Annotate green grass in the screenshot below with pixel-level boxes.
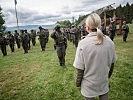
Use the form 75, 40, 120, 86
0, 31, 133, 100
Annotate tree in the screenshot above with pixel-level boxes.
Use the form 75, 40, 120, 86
0, 6, 6, 34
56, 20, 72, 28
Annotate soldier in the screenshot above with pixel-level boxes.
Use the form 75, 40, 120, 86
70, 25, 79, 47
7, 31, 15, 52
24, 30, 31, 50
45, 29, 49, 43
51, 25, 67, 67
30, 29, 36, 46
20, 30, 29, 54
14, 30, 21, 48
101, 22, 106, 35
122, 21, 129, 42
38, 26, 47, 51
108, 21, 116, 41
0, 33, 7, 56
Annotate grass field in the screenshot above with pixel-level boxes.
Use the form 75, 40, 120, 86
0, 30, 133, 100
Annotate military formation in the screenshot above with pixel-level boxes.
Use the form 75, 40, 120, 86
0, 21, 130, 66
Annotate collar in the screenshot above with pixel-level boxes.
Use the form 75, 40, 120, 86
87, 32, 97, 37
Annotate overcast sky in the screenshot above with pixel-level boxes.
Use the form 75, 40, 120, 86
1, 0, 132, 27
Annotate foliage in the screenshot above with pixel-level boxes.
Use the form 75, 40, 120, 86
56, 20, 72, 28
116, 2, 133, 23
0, 6, 6, 34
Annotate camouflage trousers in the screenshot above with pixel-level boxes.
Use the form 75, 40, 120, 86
56, 45, 66, 66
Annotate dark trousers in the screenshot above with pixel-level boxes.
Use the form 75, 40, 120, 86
109, 32, 115, 41
32, 38, 36, 46
123, 31, 128, 42
16, 39, 21, 48
1, 45, 7, 56
40, 40, 46, 51
22, 43, 28, 53
56, 45, 66, 66
9, 44, 15, 52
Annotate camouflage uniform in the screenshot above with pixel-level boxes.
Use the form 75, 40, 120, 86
7, 31, 15, 52
38, 27, 47, 51
20, 30, 29, 54
31, 30, 36, 46
70, 25, 79, 47
25, 30, 31, 50
0, 34, 7, 56
51, 25, 67, 66
108, 21, 116, 41
122, 21, 129, 42
14, 30, 21, 48
101, 23, 106, 35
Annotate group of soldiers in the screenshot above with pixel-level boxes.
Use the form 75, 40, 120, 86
0, 27, 49, 56
101, 20, 129, 42
0, 21, 129, 66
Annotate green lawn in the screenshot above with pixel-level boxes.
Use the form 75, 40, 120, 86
0, 32, 133, 100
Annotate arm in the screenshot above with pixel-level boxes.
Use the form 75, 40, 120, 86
108, 63, 114, 78
76, 68, 84, 87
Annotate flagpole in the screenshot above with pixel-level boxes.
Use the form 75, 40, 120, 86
14, 0, 19, 31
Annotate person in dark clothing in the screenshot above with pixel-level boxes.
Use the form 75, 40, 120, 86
101, 22, 106, 35
108, 21, 116, 41
31, 30, 36, 46
20, 30, 29, 54
7, 31, 15, 52
38, 26, 47, 51
122, 21, 129, 42
0, 34, 7, 56
24, 30, 31, 50
14, 30, 21, 48
51, 25, 67, 67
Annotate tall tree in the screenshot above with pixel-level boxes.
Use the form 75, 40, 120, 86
0, 6, 6, 34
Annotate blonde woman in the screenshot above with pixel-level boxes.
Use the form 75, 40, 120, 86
73, 13, 117, 100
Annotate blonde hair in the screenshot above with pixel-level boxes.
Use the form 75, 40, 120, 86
85, 13, 104, 45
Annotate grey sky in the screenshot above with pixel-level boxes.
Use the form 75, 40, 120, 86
1, 0, 132, 27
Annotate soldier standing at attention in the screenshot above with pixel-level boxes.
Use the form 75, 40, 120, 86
0, 33, 7, 56
122, 21, 129, 42
101, 22, 106, 35
14, 30, 21, 48
7, 31, 15, 52
51, 25, 67, 67
31, 30, 36, 46
25, 30, 31, 50
108, 21, 116, 41
20, 30, 29, 54
38, 26, 47, 51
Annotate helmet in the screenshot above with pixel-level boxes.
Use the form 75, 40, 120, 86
54, 25, 61, 31
39, 26, 42, 29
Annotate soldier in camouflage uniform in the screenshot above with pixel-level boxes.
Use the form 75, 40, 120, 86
108, 21, 116, 41
7, 31, 15, 52
51, 25, 67, 67
25, 30, 31, 50
20, 30, 29, 54
0, 34, 7, 56
31, 29, 36, 46
101, 22, 106, 35
14, 30, 21, 48
45, 29, 49, 43
70, 25, 79, 47
122, 21, 129, 42
38, 26, 47, 51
